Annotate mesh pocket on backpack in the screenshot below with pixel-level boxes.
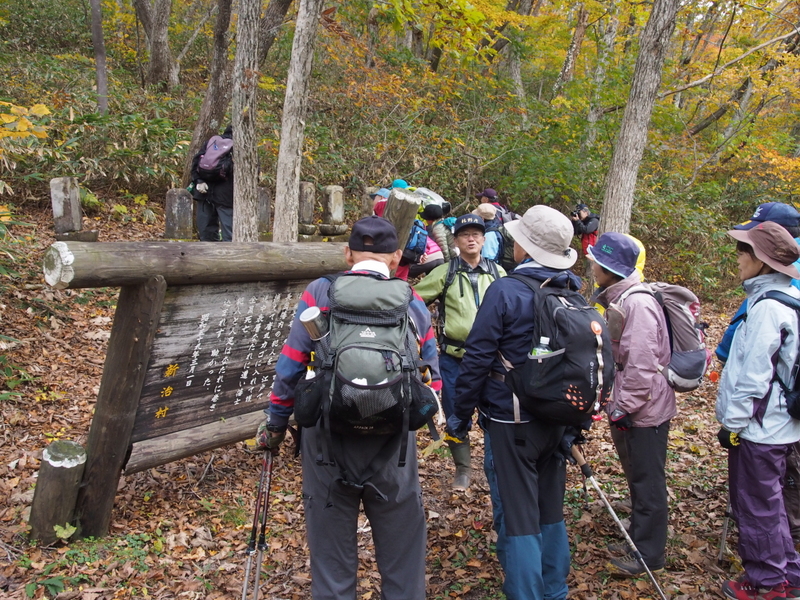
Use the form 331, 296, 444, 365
408, 377, 439, 431
333, 374, 404, 419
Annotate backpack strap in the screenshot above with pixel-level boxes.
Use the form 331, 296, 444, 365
753, 291, 800, 398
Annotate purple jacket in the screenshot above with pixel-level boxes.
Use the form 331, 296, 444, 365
596, 273, 676, 427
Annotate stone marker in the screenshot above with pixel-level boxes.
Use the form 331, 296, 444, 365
298, 182, 317, 236
258, 187, 272, 237
50, 177, 82, 234
363, 186, 378, 217
319, 185, 348, 236
164, 188, 194, 240
29, 440, 87, 545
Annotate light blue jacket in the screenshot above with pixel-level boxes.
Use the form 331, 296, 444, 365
716, 273, 800, 444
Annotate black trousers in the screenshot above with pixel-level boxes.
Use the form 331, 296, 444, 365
610, 421, 670, 569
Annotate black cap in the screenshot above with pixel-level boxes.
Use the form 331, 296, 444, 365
454, 214, 485, 235
348, 216, 399, 254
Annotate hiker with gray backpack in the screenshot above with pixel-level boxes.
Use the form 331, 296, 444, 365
189, 125, 234, 241
589, 232, 708, 578
255, 216, 441, 600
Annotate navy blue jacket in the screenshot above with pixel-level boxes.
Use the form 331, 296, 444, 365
452, 263, 583, 423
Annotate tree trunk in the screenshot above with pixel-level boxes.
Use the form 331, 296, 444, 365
89, 0, 109, 115
183, 0, 292, 185
601, 0, 679, 234
552, 5, 589, 99
231, 0, 260, 242
272, 0, 326, 243
257, 0, 294, 66
584, 8, 619, 148
508, 45, 528, 128
132, 0, 178, 89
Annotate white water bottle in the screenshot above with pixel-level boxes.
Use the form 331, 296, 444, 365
531, 336, 553, 358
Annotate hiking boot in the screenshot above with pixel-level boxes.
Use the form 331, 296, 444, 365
722, 579, 786, 600
607, 541, 630, 555
448, 440, 472, 491
606, 553, 664, 578
784, 582, 800, 599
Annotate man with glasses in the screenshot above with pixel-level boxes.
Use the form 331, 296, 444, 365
414, 214, 505, 490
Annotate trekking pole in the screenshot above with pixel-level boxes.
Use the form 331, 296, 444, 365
718, 499, 731, 565
241, 450, 274, 600
571, 445, 669, 600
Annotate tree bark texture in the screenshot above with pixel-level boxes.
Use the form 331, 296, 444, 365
584, 8, 619, 148
232, 0, 260, 242
552, 4, 589, 99
132, 0, 178, 89
257, 0, 294, 66
43, 241, 349, 289
89, 0, 109, 115
182, 0, 233, 185
272, 0, 326, 243
73, 277, 166, 538
600, 0, 679, 234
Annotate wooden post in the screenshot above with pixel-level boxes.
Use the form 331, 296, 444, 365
43, 241, 349, 290
73, 276, 167, 539
383, 188, 421, 253
29, 440, 87, 545
50, 177, 82, 234
298, 181, 317, 235
164, 188, 194, 240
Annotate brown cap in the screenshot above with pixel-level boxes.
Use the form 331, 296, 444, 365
728, 220, 800, 279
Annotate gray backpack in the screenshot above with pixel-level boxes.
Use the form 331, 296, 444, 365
293, 273, 439, 466
606, 282, 709, 392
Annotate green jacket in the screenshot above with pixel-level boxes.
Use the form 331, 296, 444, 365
413, 257, 505, 358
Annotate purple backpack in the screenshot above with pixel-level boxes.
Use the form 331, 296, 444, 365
197, 136, 233, 181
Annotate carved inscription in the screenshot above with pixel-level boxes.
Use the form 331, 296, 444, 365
131, 280, 307, 442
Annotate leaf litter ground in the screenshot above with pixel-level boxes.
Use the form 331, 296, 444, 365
0, 206, 744, 599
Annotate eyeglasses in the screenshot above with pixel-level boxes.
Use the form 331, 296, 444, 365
457, 231, 484, 239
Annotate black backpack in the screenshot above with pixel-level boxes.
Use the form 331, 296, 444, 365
499, 274, 614, 426
749, 290, 800, 419
196, 135, 233, 182
293, 273, 439, 466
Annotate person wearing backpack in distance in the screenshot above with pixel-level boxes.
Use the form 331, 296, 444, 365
448, 205, 582, 600
414, 214, 505, 490
715, 202, 800, 548
256, 215, 442, 600
190, 125, 234, 241
589, 232, 675, 578
716, 221, 800, 600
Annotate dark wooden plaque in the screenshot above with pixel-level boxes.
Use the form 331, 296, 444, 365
130, 279, 309, 442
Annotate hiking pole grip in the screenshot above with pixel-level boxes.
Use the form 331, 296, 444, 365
571, 444, 594, 479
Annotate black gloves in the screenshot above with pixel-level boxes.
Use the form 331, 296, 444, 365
717, 427, 740, 450
610, 409, 632, 431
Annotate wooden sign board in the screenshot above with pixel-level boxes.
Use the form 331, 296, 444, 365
131, 279, 308, 443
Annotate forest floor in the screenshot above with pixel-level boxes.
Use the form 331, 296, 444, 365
0, 204, 743, 599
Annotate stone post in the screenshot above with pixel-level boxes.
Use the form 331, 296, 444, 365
164, 189, 194, 240
258, 187, 272, 238
50, 177, 98, 242
363, 186, 378, 217
319, 185, 347, 236
298, 181, 317, 236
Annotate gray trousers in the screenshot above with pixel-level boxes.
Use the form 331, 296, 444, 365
196, 201, 232, 241
610, 421, 670, 569
301, 425, 427, 600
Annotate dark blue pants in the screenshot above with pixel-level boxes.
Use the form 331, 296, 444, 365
729, 439, 800, 587
438, 353, 461, 419
196, 201, 233, 241
484, 419, 569, 600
